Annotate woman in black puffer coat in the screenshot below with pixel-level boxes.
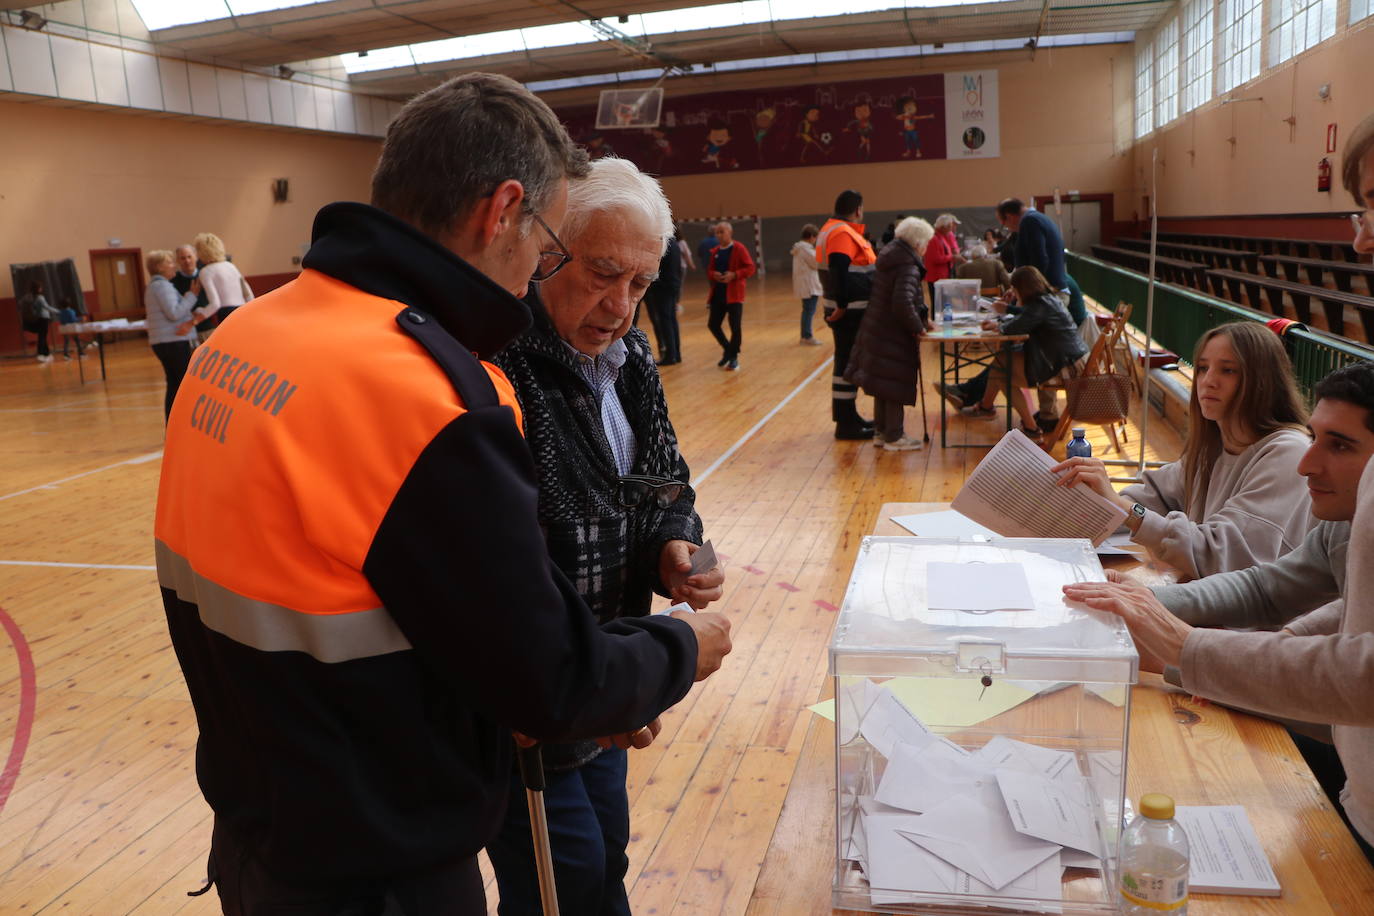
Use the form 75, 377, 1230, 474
844, 216, 936, 451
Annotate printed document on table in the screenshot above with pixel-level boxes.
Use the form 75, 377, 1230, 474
891, 509, 998, 540
926, 561, 1035, 611
1174, 806, 1280, 896
951, 430, 1128, 545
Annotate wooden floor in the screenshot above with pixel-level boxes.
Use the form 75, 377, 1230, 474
0, 278, 1181, 913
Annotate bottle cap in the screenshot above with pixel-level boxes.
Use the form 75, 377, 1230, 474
1138, 793, 1175, 820
1072, 427, 1086, 437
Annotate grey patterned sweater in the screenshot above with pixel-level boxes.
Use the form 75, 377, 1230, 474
493, 298, 702, 770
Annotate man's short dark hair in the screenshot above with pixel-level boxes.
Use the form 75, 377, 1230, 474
834, 190, 863, 217
1314, 361, 1374, 432
371, 72, 590, 238
996, 198, 1026, 219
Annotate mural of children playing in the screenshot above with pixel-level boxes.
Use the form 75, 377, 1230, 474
845, 101, 874, 159
798, 106, 833, 163
754, 107, 775, 163
896, 97, 935, 158
702, 119, 738, 169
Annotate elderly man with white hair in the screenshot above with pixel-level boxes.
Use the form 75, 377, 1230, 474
489, 156, 727, 916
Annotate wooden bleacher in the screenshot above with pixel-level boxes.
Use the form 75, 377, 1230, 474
1260, 253, 1374, 297
1090, 245, 1208, 290
1117, 236, 1260, 273
1205, 267, 1374, 340
1156, 231, 1364, 263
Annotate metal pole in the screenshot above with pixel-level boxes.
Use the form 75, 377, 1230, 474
516, 743, 560, 916
1137, 148, 1159, 481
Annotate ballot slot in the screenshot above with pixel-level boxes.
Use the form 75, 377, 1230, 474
830, 536, 1139, 915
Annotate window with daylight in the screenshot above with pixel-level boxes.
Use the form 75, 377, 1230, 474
1153, 17, 1180, 128
1354, 0, 1372, 23
1268, 0, 1335, 65
1180, 0, 1213, 113
1134, 41, 1154, 138
1216, 0, 1262, 92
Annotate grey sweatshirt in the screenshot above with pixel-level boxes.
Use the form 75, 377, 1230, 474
1154, 520, 1348, 630
1173, 463, 1374, 845
1121, 428, 1312, 580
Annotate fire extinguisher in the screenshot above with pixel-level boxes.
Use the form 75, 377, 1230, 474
1318, 157, 1332, 192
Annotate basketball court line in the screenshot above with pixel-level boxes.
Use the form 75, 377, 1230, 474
0, 450, 162, 503
691, 356, 833, 489
0, 560, 156, 571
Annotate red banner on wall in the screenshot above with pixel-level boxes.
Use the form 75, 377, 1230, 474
558, 71, 950, 176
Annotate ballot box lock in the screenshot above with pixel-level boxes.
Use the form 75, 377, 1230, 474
954, 642, 1005, 678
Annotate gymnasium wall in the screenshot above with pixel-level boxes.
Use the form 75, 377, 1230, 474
652, 42, 1137, 253
1134, 22, 1373, 232
1, 98, 380, 351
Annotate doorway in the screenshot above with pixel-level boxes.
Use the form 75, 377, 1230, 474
1056, 201, 1102, 253
88, 248, 143, 317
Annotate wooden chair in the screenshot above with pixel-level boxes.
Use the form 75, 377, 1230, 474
1043, 301, 1134, 453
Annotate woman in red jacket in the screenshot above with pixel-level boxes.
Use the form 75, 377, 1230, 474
923, 213, 964, 302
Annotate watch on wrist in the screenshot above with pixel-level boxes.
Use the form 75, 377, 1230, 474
1127, 502, 1146, 531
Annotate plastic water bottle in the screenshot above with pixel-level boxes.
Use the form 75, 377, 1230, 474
941, 300, 954, 326
1066, 428, 1092, 459
1119, 793, 1190, 915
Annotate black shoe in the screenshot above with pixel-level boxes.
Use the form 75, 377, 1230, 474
656, 357, 680, 366
727, 357, 740, 371
835, 426, 872, 440
1035, 412, 1059, 433
718, 355, 730, 368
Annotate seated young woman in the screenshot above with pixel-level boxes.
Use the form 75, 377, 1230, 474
1054, 321, 1312, 580
974, 265, 1087, 439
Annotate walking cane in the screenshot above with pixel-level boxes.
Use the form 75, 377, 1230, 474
917, 360, 930, 443
516, 742, 561, 916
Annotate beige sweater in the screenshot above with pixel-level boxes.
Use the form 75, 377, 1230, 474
1177, 459, 1374, 845
1121, 428, 1312, 579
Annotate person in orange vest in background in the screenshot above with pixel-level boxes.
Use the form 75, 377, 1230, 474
705, 221, 756, 371
154, 72, 731, 914
817, 189, 878, 440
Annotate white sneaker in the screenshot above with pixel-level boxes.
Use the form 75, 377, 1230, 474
883, 436, 924, 451
801, 336, 823, 346
36, 354, 52, 364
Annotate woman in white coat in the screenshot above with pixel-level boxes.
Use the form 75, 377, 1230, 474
194, 232, 254, 325
791, 224, 823, 345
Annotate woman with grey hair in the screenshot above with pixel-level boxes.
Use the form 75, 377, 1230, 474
489, 155, 725, 916
924, 212, 964, 301
845, 216, 936, 450
142, 249, 201, 419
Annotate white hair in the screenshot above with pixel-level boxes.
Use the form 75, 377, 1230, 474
895, 216, 935, 254
561, 156, 673, 248
969, 243, 989, 259
933, 213, 958, 231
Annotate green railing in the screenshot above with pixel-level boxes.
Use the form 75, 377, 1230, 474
1068, 252, 1374, 396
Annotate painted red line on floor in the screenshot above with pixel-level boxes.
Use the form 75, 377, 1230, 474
742, 565, 765, 575
776, 582, 800, 592
0, 604, 37, 818
813, 600, 838, 612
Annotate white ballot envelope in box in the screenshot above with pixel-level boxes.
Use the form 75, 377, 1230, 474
934, 278, 981, 314
830, 536, 1139, 915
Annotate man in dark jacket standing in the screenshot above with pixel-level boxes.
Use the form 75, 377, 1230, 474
491, 156, 725, 916
155, 73, 731, 914
642, 235, 683, 365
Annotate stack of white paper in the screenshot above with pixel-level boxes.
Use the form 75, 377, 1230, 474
840, 681, 1113, 910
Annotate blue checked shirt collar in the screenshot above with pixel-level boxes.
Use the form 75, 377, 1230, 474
562, 337, 636, 475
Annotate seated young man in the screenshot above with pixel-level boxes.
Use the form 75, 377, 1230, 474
1064, 361, 1374, 860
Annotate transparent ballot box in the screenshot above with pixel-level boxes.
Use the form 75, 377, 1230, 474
830, 537, 1138, 915
934, 278, 982, 314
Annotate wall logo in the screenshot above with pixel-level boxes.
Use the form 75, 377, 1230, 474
963, 75, 983, 107
962, 127, 986, 150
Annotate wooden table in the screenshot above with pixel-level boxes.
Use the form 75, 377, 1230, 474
924, 326, 1029, 449
58, 318, 147, 383
745, 503, 1374, 915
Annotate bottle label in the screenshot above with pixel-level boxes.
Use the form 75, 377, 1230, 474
1119, 873, 1188, 911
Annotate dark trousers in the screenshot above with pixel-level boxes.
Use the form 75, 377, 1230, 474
208, 820, 486, 915
646, 296, 681, 362
487, 748, 631, 916
800, 296, 818, 339
707, 301, 743, 360
827, 307, 866, 427
151, 340, 194, 421
23, 317, 51, 356
873, 398, 905, 442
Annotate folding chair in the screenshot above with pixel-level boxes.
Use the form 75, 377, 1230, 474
1043, 302, 1134, 453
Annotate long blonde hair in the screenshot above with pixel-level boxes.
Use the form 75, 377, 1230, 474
193, 232, 226, 264
1180, 322, 1307, 511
